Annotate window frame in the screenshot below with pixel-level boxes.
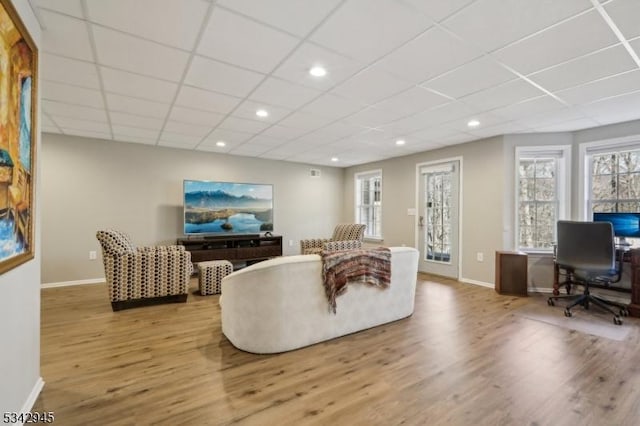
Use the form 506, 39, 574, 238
354, 169, 383, 240
579, 136, 640, 219
514, 145, 571, 253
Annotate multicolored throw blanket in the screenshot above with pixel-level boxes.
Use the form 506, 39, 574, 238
321, 247, 391, 314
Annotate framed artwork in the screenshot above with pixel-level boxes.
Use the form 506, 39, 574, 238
0, 0, 37, 274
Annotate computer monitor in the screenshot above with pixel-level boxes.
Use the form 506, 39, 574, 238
592, 212, 640, 240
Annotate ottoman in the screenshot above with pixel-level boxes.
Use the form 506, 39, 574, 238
198, 260, 233, 295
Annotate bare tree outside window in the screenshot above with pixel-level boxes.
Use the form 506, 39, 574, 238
591, 150, 640, 213
356, 172, 382, 239
518, 158, 557, 249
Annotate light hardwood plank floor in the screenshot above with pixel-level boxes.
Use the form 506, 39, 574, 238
34, 275, 640, 425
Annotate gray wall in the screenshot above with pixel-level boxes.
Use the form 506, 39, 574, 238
344, 136, 505, 285
0, 0, 42, 414
41, 134, 345, 283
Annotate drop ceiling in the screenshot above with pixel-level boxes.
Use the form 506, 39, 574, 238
35, 0, 640, 167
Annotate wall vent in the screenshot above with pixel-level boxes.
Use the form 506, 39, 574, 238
310, 168, 321, 177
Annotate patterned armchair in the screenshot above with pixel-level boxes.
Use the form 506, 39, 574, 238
300, 223, 366, 255
96, 229, 193, 311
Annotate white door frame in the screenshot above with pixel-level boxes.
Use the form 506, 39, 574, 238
415, 157, 463, 279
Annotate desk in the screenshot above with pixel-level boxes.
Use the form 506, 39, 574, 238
552, 248, 640, 317
629, 249, 640, 317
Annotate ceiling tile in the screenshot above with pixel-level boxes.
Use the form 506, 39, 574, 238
466, 121, 531, 138
54, 117, 110, 133
310, 0, 432, 63
556, 70, 640, 105
203, 129, 255, 145
218, 117, 270, 134
514, 107, 590, 129
36, 0, 84, 18
440, 111, 509, 132
604, 0, 640, 40
373, 86, 451, 116
39, 9, 94, 61
228, 144, 272, 156
260, 125, 309, 141
168, 106, 225, 127
347, 106, 410, 128
42, 81, 105, 108
175, 86, 242, 114
86, 0, 208, 50
43, 53, 100, 89
197, 8, 300, 73
277, 111, 335, 130
528, 45, 636, 92
491, 95, 566, 121
245, 135, 284, 147
408, 125, 466, 143
100, 67, 179, 103
217, 0, 342, 37
164, 121, 212, 137
535, 118, 600, 132
106, 93, 171, 118
92, 26, 190, 81
421, 56, 516, 99
159, 139, 199, 150
159, 132, 203, 146
460, 79, 545, 111
441, 0, 591, 52
375, 27, 482, 84
184, 56, 264, 97
398, 0, 475, 22
493, 11, 619, 74
273, 42, 364, 90
43, 100, 107, 122
393, 101, 475, 132
580, 90, 640, 125
232, 100, 292, 123
109, 112, 164, 130
113, 135, 157, 145
332, 66, 412, 104
299, 93, 367, 120
112, 125, 160, 140
315, 121, 369, 141
249, 78, 322, 109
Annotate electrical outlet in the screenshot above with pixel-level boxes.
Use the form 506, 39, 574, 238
476, 252, 483, 262
89, 250, 97, 260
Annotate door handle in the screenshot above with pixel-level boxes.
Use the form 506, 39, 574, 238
418, 216, 424, 227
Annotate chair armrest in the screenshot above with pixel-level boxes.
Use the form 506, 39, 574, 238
323, 240, 362, 252
300, 238, 330, 252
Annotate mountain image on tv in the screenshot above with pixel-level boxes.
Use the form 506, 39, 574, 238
183, 181, 273, 234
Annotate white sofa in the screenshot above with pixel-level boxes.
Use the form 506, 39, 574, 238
220, 247, 419, 354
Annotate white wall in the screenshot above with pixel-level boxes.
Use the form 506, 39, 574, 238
0, 0, 43, 414
41, 133, 345, 283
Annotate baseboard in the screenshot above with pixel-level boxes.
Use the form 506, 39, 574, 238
41, 278, 105, 288
459, 278, 494, 288
20, 377, 44, 415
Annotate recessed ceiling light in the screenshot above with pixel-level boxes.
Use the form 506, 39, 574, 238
256, 109, 269, 118
395, 139, 406, 146
309, 66, 327, 77
216, 141, 226, 147
331, 157, 339, 162
467, 119, 480, 128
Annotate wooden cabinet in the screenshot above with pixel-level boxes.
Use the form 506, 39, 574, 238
495, 251, 528, 296
177, 235, 282, 267
629, 249, 640, 317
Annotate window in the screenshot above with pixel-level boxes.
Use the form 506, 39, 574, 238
516, 146, 570, 251
355, 170, 382, 239
589, 149, 640, 213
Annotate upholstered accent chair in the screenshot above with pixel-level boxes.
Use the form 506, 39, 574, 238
300, 223, 366, 255
96, 229, 193, 311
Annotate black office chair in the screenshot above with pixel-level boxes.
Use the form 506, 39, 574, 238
547, 220, 628, 325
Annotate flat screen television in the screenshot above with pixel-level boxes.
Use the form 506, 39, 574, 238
183, 180, 273, 235
592, 212, 640, 238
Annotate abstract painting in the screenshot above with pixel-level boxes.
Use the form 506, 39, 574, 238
0, 0, 37, 274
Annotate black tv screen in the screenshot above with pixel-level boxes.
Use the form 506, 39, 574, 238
593, 212, 640, 238
183, 180, 273, 235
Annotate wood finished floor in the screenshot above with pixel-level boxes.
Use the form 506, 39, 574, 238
35, 275, 640, 425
